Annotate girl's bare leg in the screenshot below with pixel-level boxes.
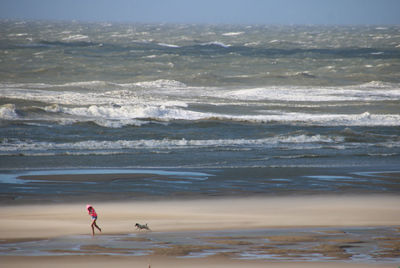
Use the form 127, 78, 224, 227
94, 221, 101, 232
91, 219, 101, 236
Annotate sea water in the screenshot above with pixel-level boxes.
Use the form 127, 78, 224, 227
0, 21, 399, 171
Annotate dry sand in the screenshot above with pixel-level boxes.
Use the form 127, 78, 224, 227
1, 196, 400, 267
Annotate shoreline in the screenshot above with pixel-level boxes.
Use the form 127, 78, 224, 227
1, 167, 399, 205
1, 169, 400, 266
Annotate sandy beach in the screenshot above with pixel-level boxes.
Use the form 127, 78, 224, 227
1, 255, 397, 268
1, 194, 400, 267
1, 196, 400, 239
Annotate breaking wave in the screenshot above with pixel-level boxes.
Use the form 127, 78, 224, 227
0, 104, 19, 120
1, 80, 400, 127
0, 134, 342, 153
200, 41, 231, 48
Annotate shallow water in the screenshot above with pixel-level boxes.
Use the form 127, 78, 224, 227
1, 226, 399, 263
0, 167, 399, 203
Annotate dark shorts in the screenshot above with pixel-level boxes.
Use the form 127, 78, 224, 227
91, 216, 97, 220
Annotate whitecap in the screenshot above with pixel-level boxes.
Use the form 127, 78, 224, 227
357, 81, 393, 88
200, 41, 231, 48
183, 111, 400, 127
110, 33, 133, 38
244, 41, 260, 47
44, 104, 64, 113
134, 79, 187, 89
92, 118, 146, 128
157, 43, 180, 48
0, 88, 99, 106
56, 80, 117, 90
222, 32, 244, 36
60, 104, 206, 122
8, 33, 29, 37
62, 34, 89, 41
219, 83, 400, 102
0, 104, 19, 120
0, 134, 339, 154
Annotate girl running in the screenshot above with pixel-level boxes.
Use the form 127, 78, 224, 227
86, 204, 102, 236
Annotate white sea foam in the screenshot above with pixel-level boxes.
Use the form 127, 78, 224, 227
220, 112, 400, 126
244, 41, 260, 47
0, 134, 342, 153
0, 82, 186, 108
357, 81, 394, 89
92, 118, 147, 128
0, 82, 52, 89
222, 32, 244, 36
62, 34, 89, 41
41, 101, 400, 126
370, 52, 384, 55
219, 84, 400, 102
63, 104, 209, 122
2, 80, 399, 103
57, 80, 114, 89
0, 88, 102, 106
3, 102, 400, 128
1, 81, 399, 126
157, 43, 180, 48
0, 104, 18, 120
3, 135, 398, 157
201, 41, 231, 48
133, 79, 187, 89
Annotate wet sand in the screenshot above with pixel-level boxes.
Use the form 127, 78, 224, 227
0, 255, 396, 268
1, 171, 400, 267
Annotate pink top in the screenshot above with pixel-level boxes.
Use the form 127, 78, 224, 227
86, 205, 97, 217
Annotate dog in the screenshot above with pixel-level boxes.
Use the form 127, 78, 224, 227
135, 223, 151, 231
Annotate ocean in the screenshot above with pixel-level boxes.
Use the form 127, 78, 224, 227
0, 20, 400, 199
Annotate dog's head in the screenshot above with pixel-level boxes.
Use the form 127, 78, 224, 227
135, 223, 140, 227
